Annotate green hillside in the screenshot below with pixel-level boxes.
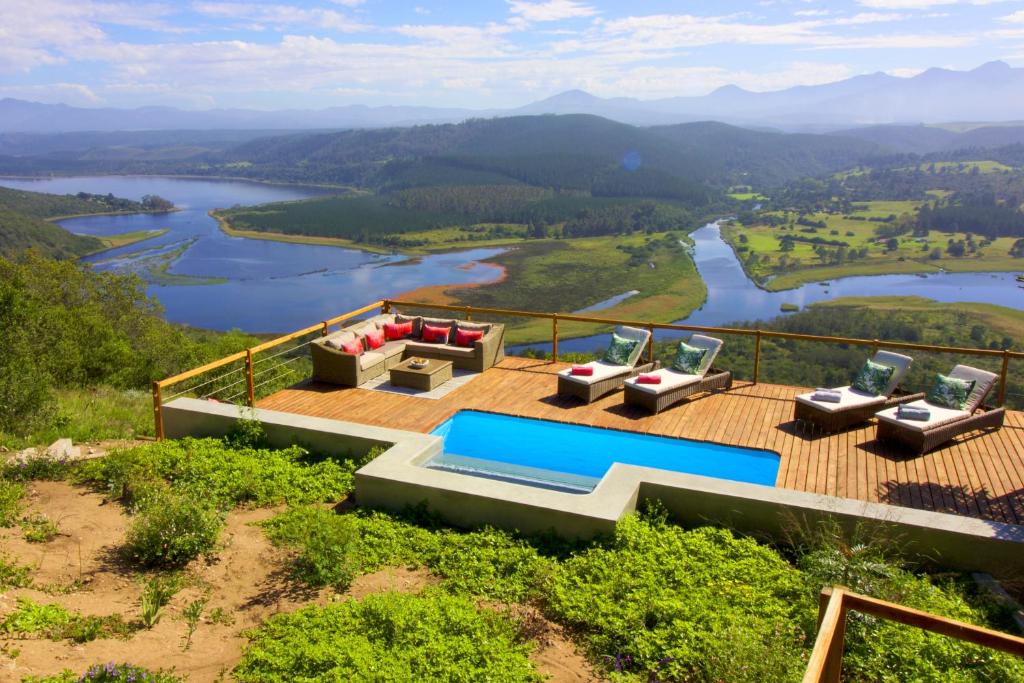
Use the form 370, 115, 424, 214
0, 206, 101, 259
0, 185, 149, 218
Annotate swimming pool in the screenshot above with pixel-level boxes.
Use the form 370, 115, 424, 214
426, 411, 780, 493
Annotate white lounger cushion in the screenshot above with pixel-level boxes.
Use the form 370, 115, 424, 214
687, 334, 723, 377
623, 368, 701, 395
794, 386, 886, 413
875, 399, 969, 432
613, 325, 651, 367
873, 350, 914, 396
558, 361, 631, 385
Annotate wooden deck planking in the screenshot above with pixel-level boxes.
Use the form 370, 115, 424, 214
257, 357, 1024, 527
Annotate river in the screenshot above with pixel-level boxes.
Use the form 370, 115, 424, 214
516, 220, 1023, 354
0, 176, 505, 332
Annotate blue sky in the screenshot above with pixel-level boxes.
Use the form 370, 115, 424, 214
2, 0, 1023, 109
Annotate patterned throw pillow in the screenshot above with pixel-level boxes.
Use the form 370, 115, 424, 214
671, 342, 707, 374
927, 374, 976, 410
851, 359, 895, 396
603, 333, 639, 366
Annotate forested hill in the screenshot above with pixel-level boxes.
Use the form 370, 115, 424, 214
0, 207, 100, 259
0, 186, 174, 259
0, 115, 883, 192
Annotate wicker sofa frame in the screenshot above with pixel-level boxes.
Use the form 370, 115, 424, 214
794, 391, 925, 434
557, 361, 660, 404
622, 368, 733, 414
876, 405, 1005, 455
310, 313, 505, 387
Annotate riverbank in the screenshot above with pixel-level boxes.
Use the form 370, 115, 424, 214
210, 210, 396, 255
85, 228, 170, 255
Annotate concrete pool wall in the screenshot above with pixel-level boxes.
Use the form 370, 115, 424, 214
162, 398, 1024, 574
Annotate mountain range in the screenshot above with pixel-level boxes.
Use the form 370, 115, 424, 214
4, 62, 1024, 134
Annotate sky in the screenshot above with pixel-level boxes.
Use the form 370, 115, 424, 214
1, 0, 1024, 110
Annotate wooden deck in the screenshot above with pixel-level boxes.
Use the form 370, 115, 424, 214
258, 357, 1024, 527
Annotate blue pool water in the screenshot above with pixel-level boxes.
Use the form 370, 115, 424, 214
426, 411, 780, 493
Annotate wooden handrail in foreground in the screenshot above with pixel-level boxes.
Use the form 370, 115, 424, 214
153, 298, 1021, 440
804, 587, 1024, 683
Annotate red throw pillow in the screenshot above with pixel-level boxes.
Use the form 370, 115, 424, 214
340, 338, 364, 355
455, 328, 484, 348
570, 365, 594, 376
364, 328, 385, 350
637, 374, 661, 384
422, 324, 451, 344
384, 321, 413, 341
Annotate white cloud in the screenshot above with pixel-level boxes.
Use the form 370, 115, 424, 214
1001, 10, 1024, 21
885, 66, 927, 76
192, 3, 369, 32
794, 9, 831, 16
507, 0, 598, 22
859, 0, 1019, 7
831, 12, 910, 24
0, 82, 101, 105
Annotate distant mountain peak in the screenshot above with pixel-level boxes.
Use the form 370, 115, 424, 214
972, 60, 1011, 73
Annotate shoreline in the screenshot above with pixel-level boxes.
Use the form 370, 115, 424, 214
0, 172, 357, 193
84, 228, 170, 257
391, 260, 509, 307
47, 207, 181, 222
208, 210, 398, 255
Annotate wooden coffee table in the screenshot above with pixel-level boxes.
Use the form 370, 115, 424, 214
389, 358, 453, 391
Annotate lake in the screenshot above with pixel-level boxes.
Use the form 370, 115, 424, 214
517, 220, 1023, 354
0, 176, 505, 332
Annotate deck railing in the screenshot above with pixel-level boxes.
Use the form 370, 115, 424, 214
152, 298, 1023, 439
804, 586, 1024, 682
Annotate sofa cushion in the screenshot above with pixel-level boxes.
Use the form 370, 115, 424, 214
340, 337, 364, 355
422, 324, 452, 344
395, 314, 423, 337
456, 321, 491, 335
384, 321, 413, 341
351, 322, 378, 340
404, 341, 475, 358
380, 340, 407, 359
455, 328, 484, 348
358, 351, 386, 370
324, 330, 355, 350
364, 327, 385, 350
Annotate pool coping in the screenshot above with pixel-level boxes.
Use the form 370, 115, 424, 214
162, 398, 1024, 574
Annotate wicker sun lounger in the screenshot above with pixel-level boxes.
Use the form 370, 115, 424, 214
793, 350, 919, 433
557, 325, 655, 404
623, 335, 731, 414
875, 365, 1005, 455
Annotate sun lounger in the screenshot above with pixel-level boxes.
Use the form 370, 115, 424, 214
793, 350, 921, 432
875, 364, 1005, 454
622, 335, 732, 414
557, 325, 657, 403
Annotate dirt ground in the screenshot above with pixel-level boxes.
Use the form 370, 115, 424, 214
0, 481, 600, 682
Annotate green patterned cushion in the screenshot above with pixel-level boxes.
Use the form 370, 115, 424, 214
671, 342, 707, 374
851, 359, 894, 396
603, 333, 639, 366
927, 374, 975, 410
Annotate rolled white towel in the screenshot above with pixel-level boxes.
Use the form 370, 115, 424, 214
811, 389, 842, 403
897, 404, 931, 421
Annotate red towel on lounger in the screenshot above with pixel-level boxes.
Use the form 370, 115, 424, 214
570, 365, 594, 376
637, 374, 661, 384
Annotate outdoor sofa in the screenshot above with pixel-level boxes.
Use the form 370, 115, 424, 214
793, 350, 921, 433
556, 325, 658, 403
622, 334, 732, 414
310, 312, 505, 387
875, 364, 1005, 455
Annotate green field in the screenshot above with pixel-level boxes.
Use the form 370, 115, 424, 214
407, 232, 706, 344
728, 192, 768, 201
91, 229, 169, 253
898, 160, 1016, 174
722, 200, 1024, 290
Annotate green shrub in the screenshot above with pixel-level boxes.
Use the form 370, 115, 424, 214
0, 553, 33, 589
76, 437, 367, 509
123, 490, 223, 568
233, 591, 542, 682
545, 513, 812, 682
0, 479, 25, 526
19, 512, 59, 543
262, 506, 359, 589
24, 663, 182, 682
1, 598, 132, 643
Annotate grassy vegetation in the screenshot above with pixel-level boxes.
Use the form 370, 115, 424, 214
728, 192, 769, 201
1, 598, 134, 643
722, 200, 1024, 290
442, 233, 706, 344
897, 160, 1016, 174
92, 228, 169, 252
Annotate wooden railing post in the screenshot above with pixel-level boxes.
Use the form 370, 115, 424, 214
245, 349, 255, 407
805, 587, 847, 683
382, 300, 392, 314
753, 330, 762, 385
552, 315, 559, 363
465, 305, 473, 321
647, 324, 655, 364
998, 349, 1010, 406
152, 381, 164, 441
